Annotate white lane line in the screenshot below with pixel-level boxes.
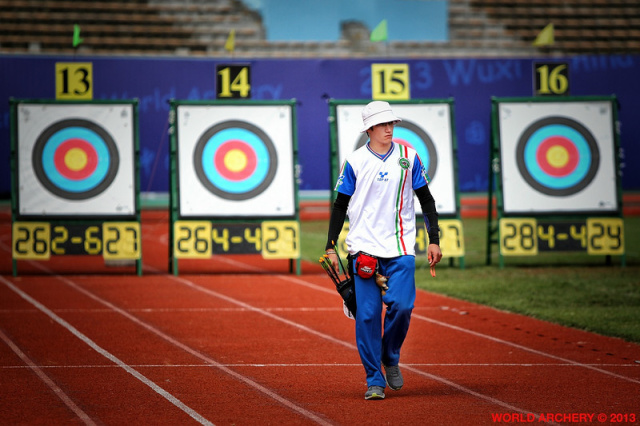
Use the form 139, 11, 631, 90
0, 329, 97, 426
0, 276, 214, 426
0, 307, 342, 314
412, 313, 640, 385
165, 273, 559, 424
147, 242, 640, 383
43, 270, 333, 426
276, 273, 640, 384
2, 362, 638, 370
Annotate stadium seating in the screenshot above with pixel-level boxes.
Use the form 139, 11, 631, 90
1, 0, 639, 57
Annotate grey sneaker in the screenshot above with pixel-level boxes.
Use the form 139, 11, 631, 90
384, 364, 403, 390
364, 385, 385, 400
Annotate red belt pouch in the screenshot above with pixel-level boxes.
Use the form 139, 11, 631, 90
355, 252, 377, 279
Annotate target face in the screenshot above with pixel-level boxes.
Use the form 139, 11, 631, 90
17, 103, 136, 217
516, 117, 599, 197
176, 104, 295, 217
335, 102, 457, 215
32, 119, 119, 200
497, 100, 618, 214
193, 120, 277, 201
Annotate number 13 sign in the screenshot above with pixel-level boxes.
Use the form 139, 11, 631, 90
56, 62, 93, 100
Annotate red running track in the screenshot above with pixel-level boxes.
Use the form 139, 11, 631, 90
0, 210, 639, 425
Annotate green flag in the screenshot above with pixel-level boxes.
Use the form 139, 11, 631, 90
73, 24, 83, 48
370, 19, 388, 42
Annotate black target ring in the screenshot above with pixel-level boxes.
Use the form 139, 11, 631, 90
32, 118, 120, 200
515, 116, 600, 197
193, 120, 278, 201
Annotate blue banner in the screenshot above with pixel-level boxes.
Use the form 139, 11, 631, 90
1, 54, 638, 197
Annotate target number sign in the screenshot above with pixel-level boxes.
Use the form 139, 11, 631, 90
173, 221, 299, 259
438, 219, 465, 257
337, 219, 463, 258
496, 99, 618, 214
12, 222, 141, 260
499, 217, 624, 256
56, 63, 93, 100
216, 65, 251, 99
534, 62, 569, 96
371, 64, 410, 100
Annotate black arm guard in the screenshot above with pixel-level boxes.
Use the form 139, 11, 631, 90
414, 185, 440, 246
325, 192, 351, 251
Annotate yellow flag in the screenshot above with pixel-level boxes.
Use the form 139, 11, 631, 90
533, 23, 554, 46
225, 29, 236, 52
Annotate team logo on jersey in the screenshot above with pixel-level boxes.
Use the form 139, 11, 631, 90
398, 157, 410, 170
377, 171, 389, 182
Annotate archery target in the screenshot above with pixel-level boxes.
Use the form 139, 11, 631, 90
17, 103, 136, 216
335, 103, 457, 215
176, 104, 295, 217
193, 120, 277, 201
32, 119, 119, 200
497, 100, 618, 213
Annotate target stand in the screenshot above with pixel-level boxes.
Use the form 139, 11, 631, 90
329, 99, 465, 268
486, 96, 625, 268
10, 99, 142, 276
168, 100, 301, 275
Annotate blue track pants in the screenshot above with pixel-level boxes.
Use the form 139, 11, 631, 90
353, 255, 416, 387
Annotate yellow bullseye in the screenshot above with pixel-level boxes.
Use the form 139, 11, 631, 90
64, 147, 88, 171
224, 149, 248, 172
546, 145, 569, 169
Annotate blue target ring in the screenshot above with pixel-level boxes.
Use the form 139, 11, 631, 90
516, 117, 599, 196
32, 119, 119, 200
357, 120, 437, 179
194, 121, 277, 200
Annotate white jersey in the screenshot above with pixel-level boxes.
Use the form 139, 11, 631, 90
336, 142, 429, 258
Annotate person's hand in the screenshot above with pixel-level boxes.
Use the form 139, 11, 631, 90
326, 251, 340, 272
427, 243, 442, 277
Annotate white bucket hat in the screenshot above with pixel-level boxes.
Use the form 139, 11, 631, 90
360, 101, 401, 133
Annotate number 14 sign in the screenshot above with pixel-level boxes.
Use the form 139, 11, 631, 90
216, 64, 251, 99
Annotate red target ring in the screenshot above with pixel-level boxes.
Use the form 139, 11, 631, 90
213, 140, 257, 181
536, 136, 579, 177
53, 138, 98, 180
